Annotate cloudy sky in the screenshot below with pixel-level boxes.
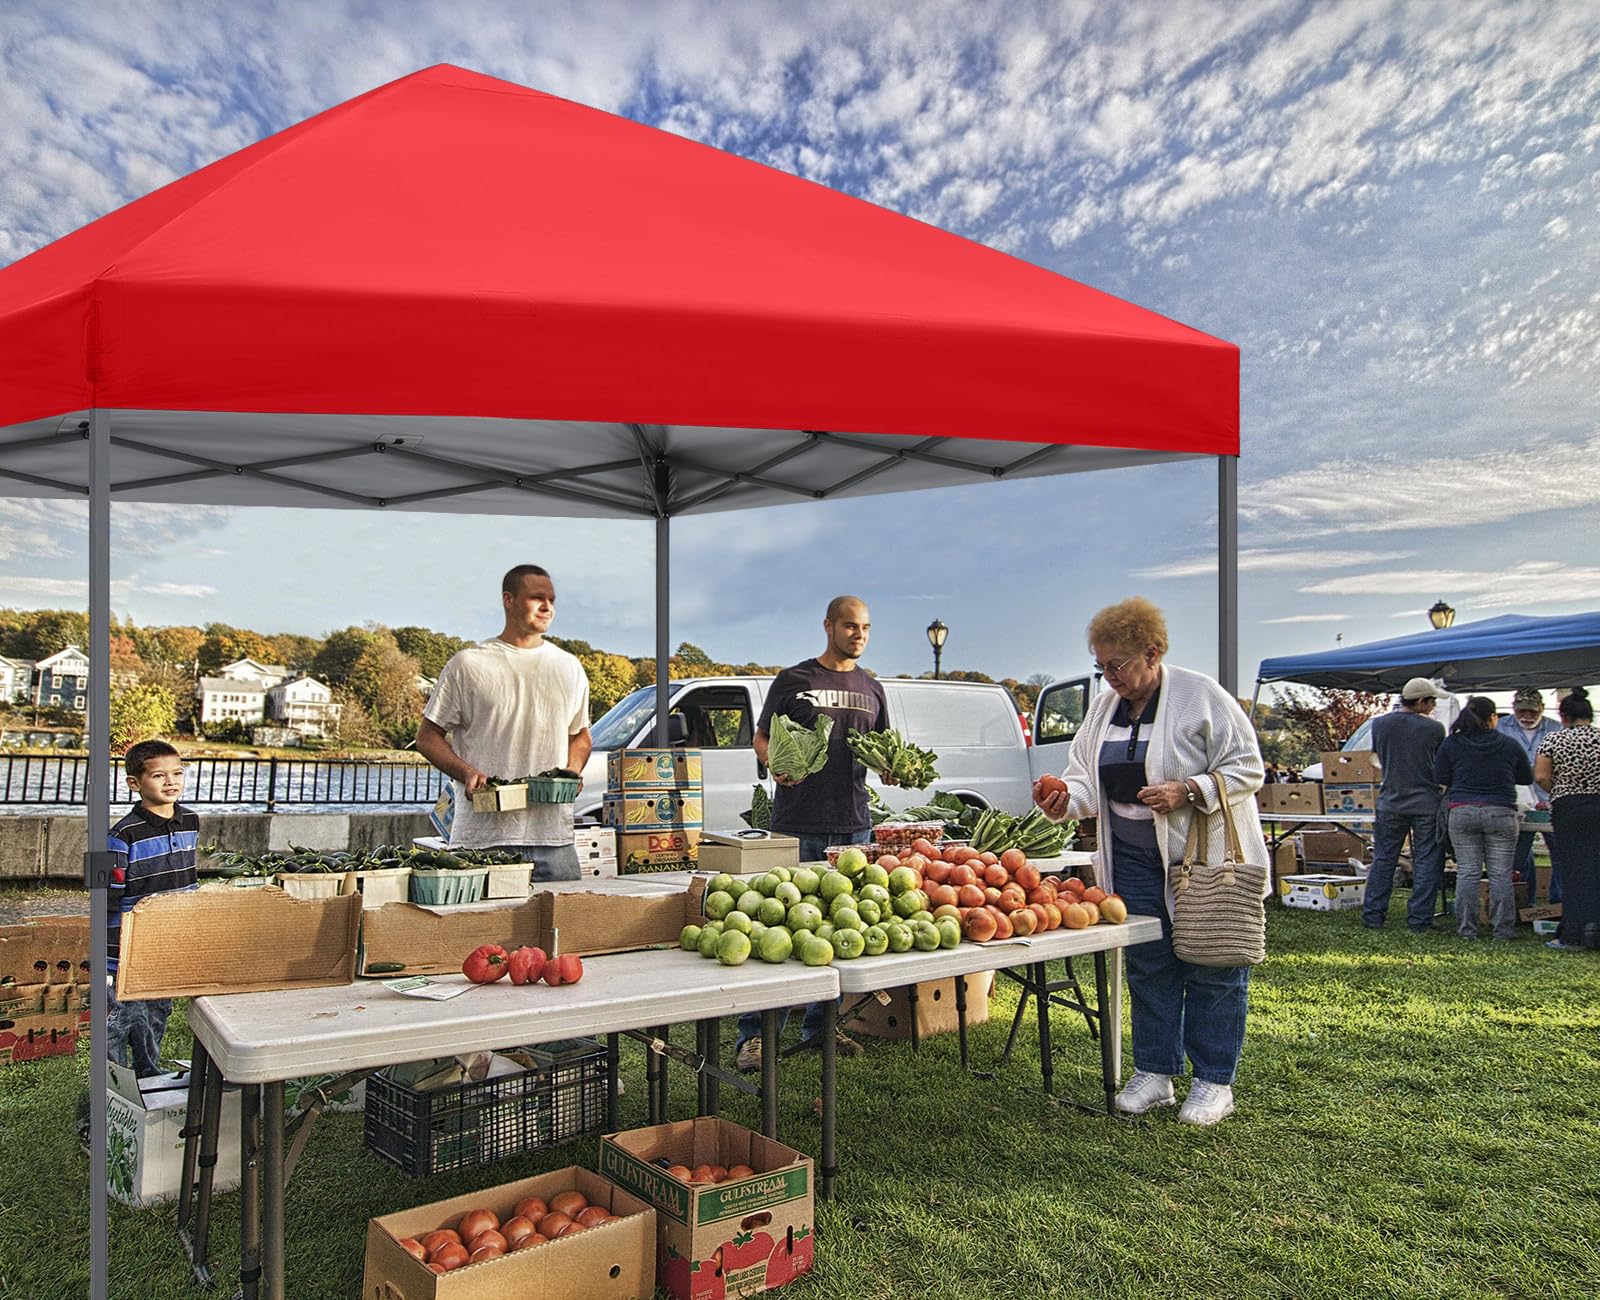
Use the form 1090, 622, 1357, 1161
1, 0, 1597, 696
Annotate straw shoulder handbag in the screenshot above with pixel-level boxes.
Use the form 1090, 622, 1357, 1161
1169, 773, 1268, 968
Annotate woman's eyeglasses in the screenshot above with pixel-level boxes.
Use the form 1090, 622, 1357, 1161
1093, 654, 1138, 677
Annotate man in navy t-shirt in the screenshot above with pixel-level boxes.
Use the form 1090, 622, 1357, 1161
737, 595, 887, 1071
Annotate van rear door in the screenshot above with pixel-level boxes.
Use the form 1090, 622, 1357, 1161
1030, 676, 1093, 783
885, 681, 1032, 814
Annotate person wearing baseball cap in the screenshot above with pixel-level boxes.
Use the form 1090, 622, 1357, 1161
1498, 687, 1561, 904
1363, 678, 1449, 931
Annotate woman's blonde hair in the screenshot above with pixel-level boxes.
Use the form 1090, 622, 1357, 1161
1087, 597, 1169, 657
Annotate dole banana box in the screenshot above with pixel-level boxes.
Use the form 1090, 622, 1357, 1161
604, 791, 704, 832
608, 749, 703, 790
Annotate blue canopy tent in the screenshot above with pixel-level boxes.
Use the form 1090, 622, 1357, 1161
1254, 612, 1600, 709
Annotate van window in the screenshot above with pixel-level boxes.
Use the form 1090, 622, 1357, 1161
670, 687, 753, 749
896, 685, 1015, 749
1035, 680, 1088, 745
590, 684, 680, 750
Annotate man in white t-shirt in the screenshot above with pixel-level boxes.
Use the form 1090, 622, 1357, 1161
416, 565, 592, 880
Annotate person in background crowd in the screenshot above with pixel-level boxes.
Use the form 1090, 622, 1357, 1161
1498, 687, 1561, 903
1363, 679, 1447, 933
734, 595, 888, 1072
1033, 597, 1268, 1126
1535, 687, 1600, 951
1434, 696, 1531, 941
1263, 761, 1281, 785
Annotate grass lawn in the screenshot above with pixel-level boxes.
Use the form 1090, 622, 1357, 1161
2, 906, 1596, 1298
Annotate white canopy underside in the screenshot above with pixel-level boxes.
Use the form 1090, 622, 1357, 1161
0, 410, 1206, 517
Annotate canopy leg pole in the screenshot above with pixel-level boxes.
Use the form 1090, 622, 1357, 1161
654, 512, 670, 745
1218, 455, 1239, 698
1248, 680, 1264, 729
88, 407, 111, 1300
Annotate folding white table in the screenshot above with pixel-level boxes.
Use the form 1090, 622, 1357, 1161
820, 917, 1161, 1197
178, 950, 837, 1299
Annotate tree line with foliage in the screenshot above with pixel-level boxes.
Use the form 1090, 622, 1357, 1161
1, 606, 1080, 752
1256, 687, 1391, 772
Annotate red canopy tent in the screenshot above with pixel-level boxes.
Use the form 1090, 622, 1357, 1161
0, 65, 1238, 1299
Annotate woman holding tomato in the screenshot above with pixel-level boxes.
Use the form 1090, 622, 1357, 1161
1033, 597, 1268, 1126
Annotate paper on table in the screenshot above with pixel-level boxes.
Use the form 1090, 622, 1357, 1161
383, 976, 474, 1001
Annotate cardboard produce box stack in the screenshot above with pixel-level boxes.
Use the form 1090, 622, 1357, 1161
1319, 750, 1380, 814
0, 915, 91, 1066
603, 749, 704, 873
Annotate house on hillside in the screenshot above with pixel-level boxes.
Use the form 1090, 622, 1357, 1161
265, 674, 342, 738
0, 655, 34, 704
195, 676, 268, 727
33, 646, 90, 711
217, 657, 289, 688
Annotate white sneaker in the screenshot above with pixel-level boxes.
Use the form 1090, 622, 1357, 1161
1114, 1070, 1176, 1115
1178, 1079, 1235, 1126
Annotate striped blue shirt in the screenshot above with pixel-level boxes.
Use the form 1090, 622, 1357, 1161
1099, 688, 1161, 852
107, 803, 199, 971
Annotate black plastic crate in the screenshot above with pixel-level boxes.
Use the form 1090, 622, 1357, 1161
363, 1039, 608, 1176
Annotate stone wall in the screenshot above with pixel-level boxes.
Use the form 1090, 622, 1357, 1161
0, 811, 435, 880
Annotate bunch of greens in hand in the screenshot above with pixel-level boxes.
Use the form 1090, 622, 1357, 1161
847, 727, 939, 789
766, 713, 834, 782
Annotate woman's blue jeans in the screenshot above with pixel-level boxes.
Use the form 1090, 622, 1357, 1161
1112, 834, 1249, 1086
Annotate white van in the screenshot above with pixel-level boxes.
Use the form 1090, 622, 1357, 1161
577, 673, 1098, 829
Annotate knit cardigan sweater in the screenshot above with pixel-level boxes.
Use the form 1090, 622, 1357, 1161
1053, 662, 1270, 909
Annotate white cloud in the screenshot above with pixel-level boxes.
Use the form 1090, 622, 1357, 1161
1135, 547, 1414, 580
1241, 433, 1600, 537
1260, 613, 1353, 624
1300, 561, 1600, 608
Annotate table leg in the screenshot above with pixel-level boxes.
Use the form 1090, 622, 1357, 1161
906, 982, 921, 1053
1094, 952, 1118, 1113
1034, 961, 1055, 1096
1105, 948, 1123, 1084
606, 1033, 621, 1132
647, 1024, 667, 1125
954, 974, 969, 1070
188, 1055, 225, 1279
998, 973, 1029, 1067
263, 1082, 285, 1300
176, 1040, 209, 1234
760, 1008, 780, 1139
820, 997, 836, 1201
239, 1084, 261, 1300
702, 1017, 721, 1117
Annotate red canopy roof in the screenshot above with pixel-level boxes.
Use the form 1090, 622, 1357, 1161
0, 64, 1236, 453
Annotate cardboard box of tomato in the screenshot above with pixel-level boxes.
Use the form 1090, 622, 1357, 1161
362, 1165, 655, 1299
598, 1117, 814, 1300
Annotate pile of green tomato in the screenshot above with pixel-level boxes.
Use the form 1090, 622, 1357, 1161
677, 856, 958, 968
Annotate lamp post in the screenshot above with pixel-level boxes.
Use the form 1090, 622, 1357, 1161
1428, 600, 1456, 630
926, 618, 948, 680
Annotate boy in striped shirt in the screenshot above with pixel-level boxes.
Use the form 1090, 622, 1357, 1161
107, 739, 199, 1076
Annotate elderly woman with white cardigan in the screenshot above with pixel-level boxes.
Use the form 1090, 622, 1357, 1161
1034, 597, 1269, 1126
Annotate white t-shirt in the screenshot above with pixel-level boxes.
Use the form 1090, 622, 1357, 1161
423, 637, 590, 848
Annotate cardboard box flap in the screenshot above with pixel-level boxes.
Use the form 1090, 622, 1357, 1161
538, 890, 693, 958
0, 916, 90, 985
116, 887, 360, 999
359, 897, 542, 977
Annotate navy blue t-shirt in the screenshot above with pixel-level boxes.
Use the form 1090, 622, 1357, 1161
758, 660, 888, 836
